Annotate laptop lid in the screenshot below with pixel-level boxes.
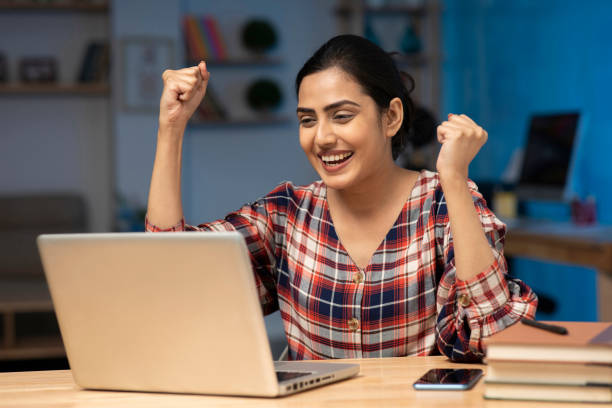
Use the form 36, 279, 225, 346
516, 112, 581, 201
37, 232, 280, 396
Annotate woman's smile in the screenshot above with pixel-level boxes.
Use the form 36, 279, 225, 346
319, 151, 354, 172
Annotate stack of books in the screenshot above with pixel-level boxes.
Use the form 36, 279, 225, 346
193, 85, 227, 122
483, 321, 612, 403
182, 15, 227, 62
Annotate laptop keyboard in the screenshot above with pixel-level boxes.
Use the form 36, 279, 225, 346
276, 371, 313, 382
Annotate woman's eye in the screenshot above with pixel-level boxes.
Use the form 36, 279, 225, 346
299, 118, 315, 126
334, 114, 353, 121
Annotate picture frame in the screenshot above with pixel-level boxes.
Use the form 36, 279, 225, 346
120, 36, 175, 112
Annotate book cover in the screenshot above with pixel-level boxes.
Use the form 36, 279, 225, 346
484, 382, 612, 403
182, 17, 198, 62
486, 360, 612, 385
189, 16, 209, 60
78, 42, 102, 82
204, 16, 227, 60
484, 321, 612, 363
200, 16, 219, 60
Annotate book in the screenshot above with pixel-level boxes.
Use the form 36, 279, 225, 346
204, 16, 227, 59
78, 41, 109, 83
484, 321, 612, 363
484, 382, 612, 403
194, 85, 227, 122
483, 321, 612, 403
486, 360, 612, 385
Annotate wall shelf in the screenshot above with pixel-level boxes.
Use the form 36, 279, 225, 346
189, 116, 293, 127
0, 278, 65, 361
335, 5, 427, 17
0, 83, 110, 95
0, 1, 108, 12
187, 58, 284, 67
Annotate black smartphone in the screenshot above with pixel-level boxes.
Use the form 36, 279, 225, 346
412, 368, 483, 390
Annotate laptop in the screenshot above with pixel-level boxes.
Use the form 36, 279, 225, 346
515, 111, 582, 201
36, 232, 359, 397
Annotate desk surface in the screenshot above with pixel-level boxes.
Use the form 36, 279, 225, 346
503, 218, 612, 321
0, 356, 605, 408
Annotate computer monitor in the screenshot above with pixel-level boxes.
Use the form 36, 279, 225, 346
516, 112, 581, 201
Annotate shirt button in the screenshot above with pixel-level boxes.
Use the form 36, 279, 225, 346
348, 318, 360, 332
352, 271, 364, 284
458, 293, 471, 307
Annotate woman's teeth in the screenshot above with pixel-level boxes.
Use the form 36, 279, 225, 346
321, 152, 353, 166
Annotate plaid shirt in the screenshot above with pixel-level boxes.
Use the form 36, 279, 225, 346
146, 170, 537, 362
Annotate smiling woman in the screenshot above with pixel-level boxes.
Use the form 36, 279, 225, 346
146, 34, 538, 362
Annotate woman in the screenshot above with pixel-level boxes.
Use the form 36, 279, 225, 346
146, 34, 537, 362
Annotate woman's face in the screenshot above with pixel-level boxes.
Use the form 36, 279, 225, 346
297, 67, 393, 191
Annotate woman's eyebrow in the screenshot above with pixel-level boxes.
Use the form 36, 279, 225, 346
296, 100, 360, 114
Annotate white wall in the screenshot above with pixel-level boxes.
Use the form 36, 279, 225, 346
0, 11, 112, 232
112, 0, 335, 224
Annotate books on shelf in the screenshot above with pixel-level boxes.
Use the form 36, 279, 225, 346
78, 41, 109, 83
193, 85, 227, 122
483, 321, 612, 403
182, 15, 227, 63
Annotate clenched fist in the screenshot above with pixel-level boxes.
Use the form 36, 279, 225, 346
436, 113, 488, 179
159, 61, 210, 130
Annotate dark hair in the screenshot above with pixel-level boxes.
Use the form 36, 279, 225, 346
295, 34, 415, 160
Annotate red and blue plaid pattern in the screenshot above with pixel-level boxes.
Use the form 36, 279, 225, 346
146, 170, 537, 362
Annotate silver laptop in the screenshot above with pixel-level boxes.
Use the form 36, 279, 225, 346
37, 232, 359, 397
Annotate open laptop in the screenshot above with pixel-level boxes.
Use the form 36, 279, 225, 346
515, 111, 582, 201
36, 232, 359, 397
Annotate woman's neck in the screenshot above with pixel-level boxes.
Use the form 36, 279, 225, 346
327, 161, 408, 217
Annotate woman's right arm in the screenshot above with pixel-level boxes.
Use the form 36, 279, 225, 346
147, 61, 210, 229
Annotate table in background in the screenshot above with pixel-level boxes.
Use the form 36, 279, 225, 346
0, 356, 606, 408
503, 218, 612, 321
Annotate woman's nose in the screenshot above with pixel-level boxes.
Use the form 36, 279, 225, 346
315, 118, 336, 146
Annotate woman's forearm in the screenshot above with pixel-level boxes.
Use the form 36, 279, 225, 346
146, 125, 185, 229
439, 172, 496, 281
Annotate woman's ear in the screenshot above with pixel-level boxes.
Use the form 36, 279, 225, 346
384, 97, 404, 138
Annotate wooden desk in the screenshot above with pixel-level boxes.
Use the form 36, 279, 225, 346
503, 218, 612, 320
1, 356, 605, 407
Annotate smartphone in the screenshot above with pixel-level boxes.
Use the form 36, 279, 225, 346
412, 368, 483, 390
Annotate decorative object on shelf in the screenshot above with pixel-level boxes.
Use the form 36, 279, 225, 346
0, 53, 7, 82
399, 21, 422, 54
241, 19, 277, 55
120, 36, 174, 112
193, 85, 227, 122
245, 78, 282, 112
77, 41, 110, 83
182, 15, 227, 63
18, 56, 57, 83
571, 195, 597, 226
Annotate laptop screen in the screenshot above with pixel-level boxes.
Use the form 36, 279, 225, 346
517, 112, 580, 199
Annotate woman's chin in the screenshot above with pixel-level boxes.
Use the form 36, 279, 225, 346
319, 172, 356, 192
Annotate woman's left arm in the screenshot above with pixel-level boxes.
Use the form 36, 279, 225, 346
434, 114, 538, 362
436, 113, 497, 280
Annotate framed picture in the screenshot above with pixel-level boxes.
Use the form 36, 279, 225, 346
121, 36, 175, 112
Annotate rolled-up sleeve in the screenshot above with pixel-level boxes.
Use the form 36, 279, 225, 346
434, 180, 538, 362
144, 184, 290, 316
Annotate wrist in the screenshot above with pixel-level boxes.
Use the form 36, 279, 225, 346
157, 122, 186, 141
438, 167, 468, 184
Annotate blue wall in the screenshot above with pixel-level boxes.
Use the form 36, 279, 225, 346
442, 0, 612, 320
